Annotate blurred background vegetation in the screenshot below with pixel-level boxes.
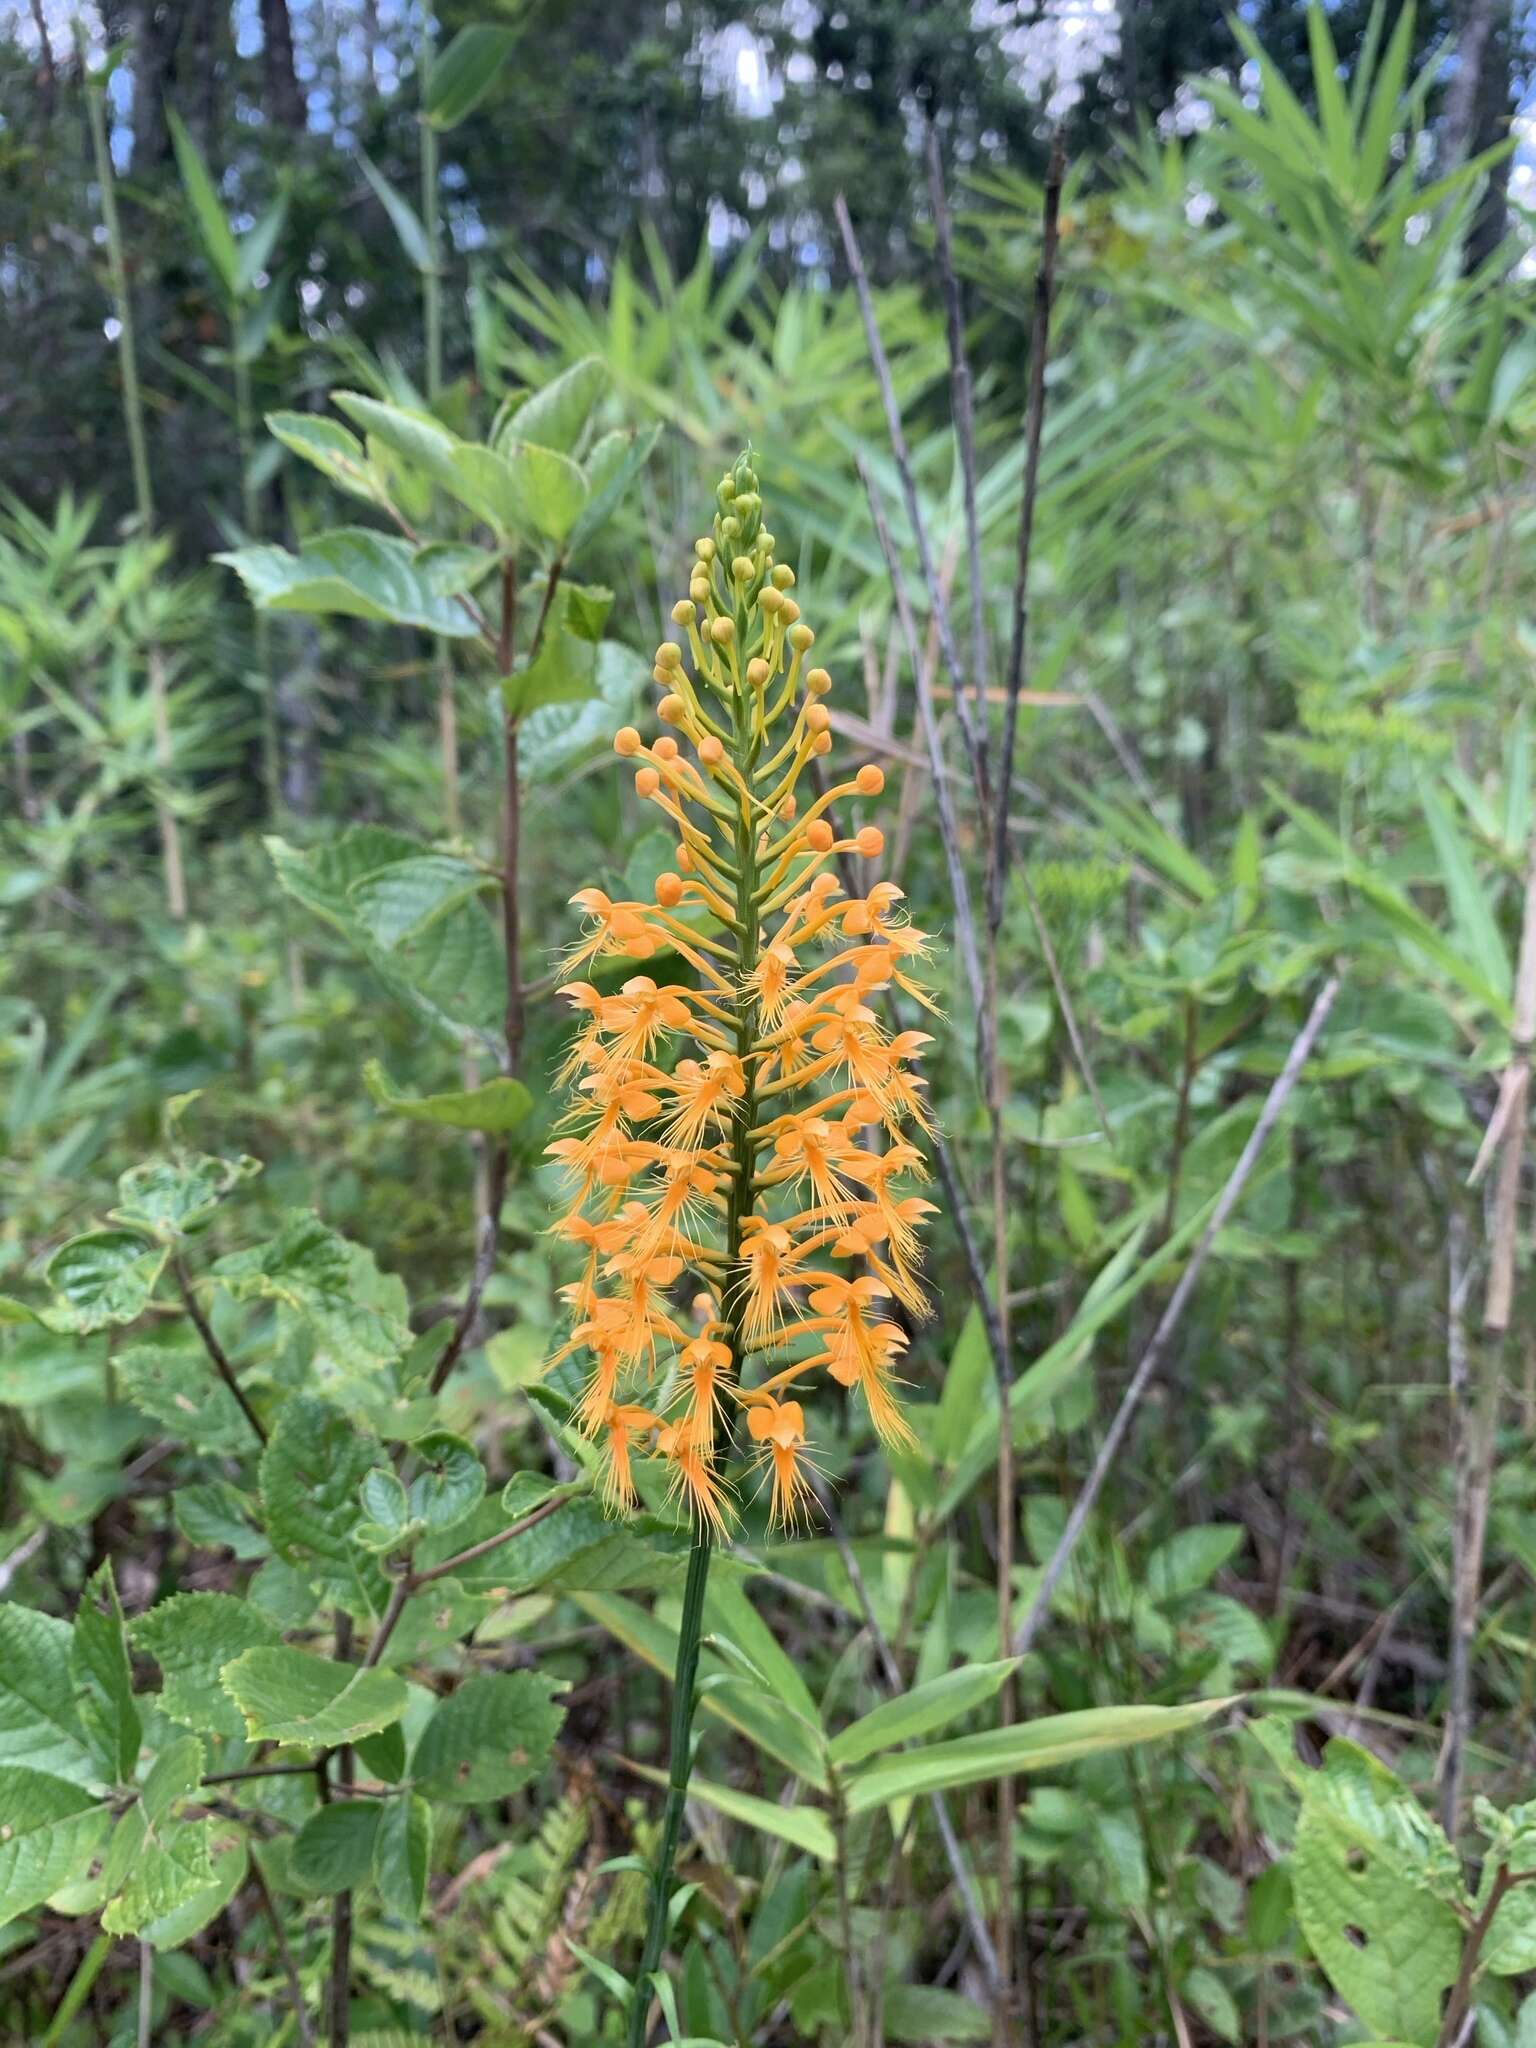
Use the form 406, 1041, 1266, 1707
8, 0, 1536, 2042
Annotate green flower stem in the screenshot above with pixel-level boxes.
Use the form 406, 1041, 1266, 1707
626, 572, 763, 2048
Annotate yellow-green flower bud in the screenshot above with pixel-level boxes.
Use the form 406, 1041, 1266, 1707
657, 641, 683, 667
695, 536, 716, 562
789, 622, 814, 652
709, 616, 735, 646
731, 555, 755, 584
671, 600, 695, 626
772, 564, 795, 590
758, 587, 785, 615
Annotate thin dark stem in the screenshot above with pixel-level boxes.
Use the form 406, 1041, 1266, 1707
1436, 1863, 1518, 2047
856, 455, 986, 1029
989, 133, 1064, 943
173, 1259, 267, 1445
137, 1941, 153, 2048
835, 192, 990, 818
925, 123, 988, 746
328, 1612, 354, 2048
1012, 974, 1341, 1659
203, 1762, 317, 1786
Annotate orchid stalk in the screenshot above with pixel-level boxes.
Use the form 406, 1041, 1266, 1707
548, 452, 934, 2035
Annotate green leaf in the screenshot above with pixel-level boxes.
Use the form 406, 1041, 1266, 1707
356, 148, 431, 268
506, 355, 607, 455
139, 1735, 204, 1827
0, 1769, 109, 1924
267, 412, 380, 504
1292, 1739, 1463, 2044
842, 1698, 1234, 1815
562, 581, 614, 642
268, 828, 502, 1051
233, 190, 289, 298
575, 1591, 828, 1789
72, 1563, 141, 1785
373, 1793, 431, 1921
218, 1215, 410, 1374
220, 1647, 409, 1747
217, 529, 482, 638
110, 1153, 258, 1240
622, 1759, 835, 1862
348, 855, 492, 949
100, 1810, 217, 1938
133, 1595, 283, 1742
259, 1396, 390, 1616
0, 1607, 95, 1784
141, 1828, 247, 1949
362, 1060, 533, 1134
1144, 1525, 1245, 1602
418, 1491, 686, 1602
568, 423, 660, 554
292, 1802, 381, 1895
883, 1983, 990, 2042
1420, 779, 1512, 1004
424, 24, 523, 129
501, 627, 597, 719
411, 1672, 563, 1802
42, 1230, 166, 1333
495, 440, 587, 543
408, 1432, 486, 1533
829, 1661, 1020, 1770
117, 1329, 258, 1456
167, 110, 239, 298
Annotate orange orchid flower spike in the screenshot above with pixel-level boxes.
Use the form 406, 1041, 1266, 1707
546, 451, 934, 1532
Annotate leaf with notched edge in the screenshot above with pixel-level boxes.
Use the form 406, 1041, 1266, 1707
220, 1647, 408, 1747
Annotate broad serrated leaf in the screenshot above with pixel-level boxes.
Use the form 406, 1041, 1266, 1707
117, 1328, 259, 1455
221, 1646, 408, 1747
410, 1671, 563, 1802
407, 1432, 485, 1533
133, 1595, 283, 1741
1292, 1739, 1463, 2043
109, 1152, 259, 1239
72, 1563, 141, 1785
139, 1735, 205, 1826
42, 1230, 166, 1333
0, 1606, 95, 1784
292, 1801, 381, 1895
348, 854, 491, 950
100, 1809, 217, 1937
217, 1216, 409, 1374
142, 1827, 248, 1949
259, 1396, 389, 1616
0, 1768, 109, 1924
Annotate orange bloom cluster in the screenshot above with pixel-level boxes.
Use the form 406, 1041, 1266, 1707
548, 452, 935, 1531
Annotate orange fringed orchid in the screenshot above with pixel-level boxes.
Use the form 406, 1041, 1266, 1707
548, 452, 935, 1531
